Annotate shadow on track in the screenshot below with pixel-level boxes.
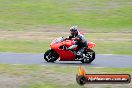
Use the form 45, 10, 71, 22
42, 61, 98, 67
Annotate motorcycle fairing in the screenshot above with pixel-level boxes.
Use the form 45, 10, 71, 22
50, 40, 75, 61
50, 38, 96, 61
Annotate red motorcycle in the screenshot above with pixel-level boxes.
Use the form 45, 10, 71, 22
44, 37, 96, 63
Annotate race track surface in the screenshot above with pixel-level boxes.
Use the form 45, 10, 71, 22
0, 52, 132, 67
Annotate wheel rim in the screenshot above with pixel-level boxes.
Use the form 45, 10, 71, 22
83, 52, 94, 62
46, 52, 53, 61
45, 52, 57, 62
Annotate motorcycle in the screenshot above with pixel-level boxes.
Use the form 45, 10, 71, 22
44, 37, 96, 63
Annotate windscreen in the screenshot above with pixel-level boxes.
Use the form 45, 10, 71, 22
52, 37, 64, 43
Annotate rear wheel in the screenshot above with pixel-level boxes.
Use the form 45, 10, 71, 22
44, 49, 59, 62
81, 49, 95, 63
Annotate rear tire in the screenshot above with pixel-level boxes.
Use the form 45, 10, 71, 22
44, 49, 59, 62
81, 49, 95, 63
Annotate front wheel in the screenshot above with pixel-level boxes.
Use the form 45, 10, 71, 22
81, 49, 95, 63
44, 49, 59, 62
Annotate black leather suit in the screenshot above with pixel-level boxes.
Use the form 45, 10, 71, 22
68, 32, 88, 57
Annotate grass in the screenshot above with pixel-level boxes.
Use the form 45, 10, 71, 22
0, 1, 131, 88
0, 0, 131, 32
95, 41, 132, 55
0, 64, 131, 88
0, 39, 131, 55
0, 0, 131, 54
0, 39, 50, 53
0, 32, 131, 55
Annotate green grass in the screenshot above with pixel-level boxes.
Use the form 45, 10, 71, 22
0, 39, 131, 55
0, 32, 131, 55
94, 41, 132, 55
0, 64, 131, 88
0, 0, 131, 54
0, 0, 132, 32
0, 39, 50, 53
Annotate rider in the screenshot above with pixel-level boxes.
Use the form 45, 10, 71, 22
66, 26, 88, 58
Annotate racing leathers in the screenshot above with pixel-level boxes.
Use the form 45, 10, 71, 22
67, 32, 88, 58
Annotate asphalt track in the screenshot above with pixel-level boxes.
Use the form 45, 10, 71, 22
0, 52, 132, 67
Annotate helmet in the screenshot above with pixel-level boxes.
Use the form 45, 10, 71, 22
70, 26, 78, 36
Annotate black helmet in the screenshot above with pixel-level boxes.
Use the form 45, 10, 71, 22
70, 26, 78, 36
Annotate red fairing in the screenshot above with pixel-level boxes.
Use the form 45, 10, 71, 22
50, 40, 76, 61
50, 38, 96, 61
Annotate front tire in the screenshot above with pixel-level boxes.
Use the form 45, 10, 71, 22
44, 49, 59, 62
81, 49, 95, 63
